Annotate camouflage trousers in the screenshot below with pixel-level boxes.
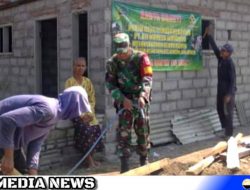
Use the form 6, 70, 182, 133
116, 104, 150, 158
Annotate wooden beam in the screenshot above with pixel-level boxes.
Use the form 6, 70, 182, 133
0, 166, 22, 175
121, 158, 170, 176
186, 156, 215, 175
220, 146, 250, 160
226, 137, 240, 169
186, 133, 243, 175
10, 168, 22, 175
205, 133, 243, 157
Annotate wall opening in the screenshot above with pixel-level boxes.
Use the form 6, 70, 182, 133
39, 19, 58, 98
72, 12, 88, 76
0, 25, 12, 53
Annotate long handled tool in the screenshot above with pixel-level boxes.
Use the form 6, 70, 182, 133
67, 108, 127, 175
67, 105, 145, 175
67, 117, 115, 175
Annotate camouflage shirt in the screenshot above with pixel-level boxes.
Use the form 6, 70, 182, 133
106, 49, 153, 104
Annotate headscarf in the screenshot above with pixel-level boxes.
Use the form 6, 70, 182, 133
58, 86, 91, 120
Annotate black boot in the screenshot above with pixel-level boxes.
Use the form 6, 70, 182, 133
140, 156, 149, 166
120, 157, 129, 173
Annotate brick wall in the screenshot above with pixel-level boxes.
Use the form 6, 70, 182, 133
103, 0, 250, 158
0, 0, 250, 170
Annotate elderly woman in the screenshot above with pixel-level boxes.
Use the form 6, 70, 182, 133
65, 57, 104, 168
0, 86, 91, 175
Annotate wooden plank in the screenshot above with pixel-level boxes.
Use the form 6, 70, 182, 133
186, 133, 243, 175
220, 146, 250, 160
186, 156, 215, 175
93, 171, 120, 176
0, 165, 22, 175
226, 137, 240, 169
121, 158, 170, 176
205, 133, 243, 157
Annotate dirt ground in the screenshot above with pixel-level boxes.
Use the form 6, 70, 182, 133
41, 126, 250, 175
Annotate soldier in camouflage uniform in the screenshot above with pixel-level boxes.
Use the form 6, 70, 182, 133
105, 33, 153, 173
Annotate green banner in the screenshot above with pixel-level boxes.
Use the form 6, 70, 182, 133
112, 1, 202, 71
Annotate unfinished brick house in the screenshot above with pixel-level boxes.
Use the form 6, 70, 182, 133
0, 0, 250, 171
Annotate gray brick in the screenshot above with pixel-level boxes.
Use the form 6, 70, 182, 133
220, 11, 231, 20
166, 4, 178, 10
153, 72, 166, 80
206, 97, 216, 107
197, 88, 209, 97
216, 20, 226, 30
210, 87, 217, 96
214, 1, 226, 10
153, 92, 166, 102
161, 102, 176, 112
227, 3, 237, 11
182, 89, 196, 98
237, 4, 249, 13
244, 102, 250, 109
90, 47, 105, 58
60, 49, 72, 59
182, 71, 196, 78
237, 93, 249, 102
193, 79, 207, 88
20, 68, 29, 76
237, 85, 245, 93
237, 23, 248, 31
162, 80, 177, 90
242, 33, 250, 41
12, 67, 20, 75
150, 103, 161, 113
60, 16, 71, 27
238, 58, 248, 66
104, 8, 111, 21
192, 98, 206, 108
91, 0, 108, 9
186, 0, 200, 6
211, 68, 217, 77
236, 76, 242, 85
197, 70, 209, 78
226, 22, 237, 30
60, 28, 71, 38
208, 78, 217, 87
231, 12, 242, 21
243, 76, 250, 83
243, 67, 250, 75
89, 10, 105, 23
152, 81, 162, 91
166, 72, 181, 79
60, 39, 71, 49
245, 85, 250, 92
246, 110, 250, 120
177, 100, 191, 109
104, 34, 112, 47
178, 79, 192, 89
167, 90, 181, 101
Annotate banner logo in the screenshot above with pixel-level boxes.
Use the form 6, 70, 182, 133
112, 1, 202, 71
242, 179, 250, 190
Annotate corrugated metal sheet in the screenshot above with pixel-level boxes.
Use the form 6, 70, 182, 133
171, 108, 220, 144
233, 107, 241, 127
171, 106, 243, 145
131, 114, 175, 146
105, 102, 244, 146
235, 101, 248, 126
